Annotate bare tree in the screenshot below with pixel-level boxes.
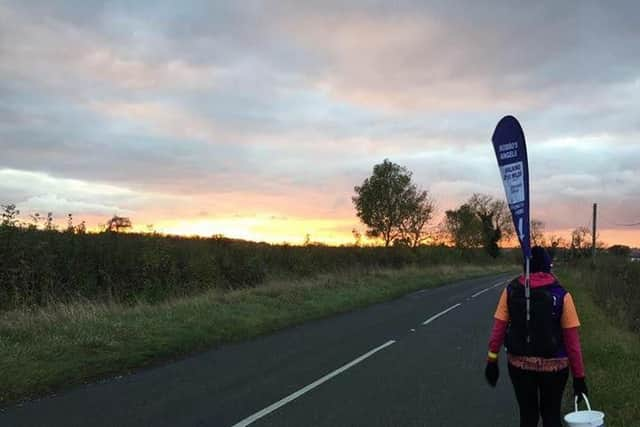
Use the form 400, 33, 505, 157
1, 204, 20, 227
531, 219, 545, 246
44, 212, 56, 231
570, 226, 591, 250
105, 216, 132, 233
351, 228, 362, 247
76, 221, 87, 234
66, 213, 74, 233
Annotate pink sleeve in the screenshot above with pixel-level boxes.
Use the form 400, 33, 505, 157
488, 319, 508, 354
563, 327, 585, 378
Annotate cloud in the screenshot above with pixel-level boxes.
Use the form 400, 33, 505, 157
0, 168, 139, 217
1, 1, 639, 244
283, 2, 640, 111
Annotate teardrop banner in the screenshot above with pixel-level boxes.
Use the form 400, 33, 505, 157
491, 115, 531, 261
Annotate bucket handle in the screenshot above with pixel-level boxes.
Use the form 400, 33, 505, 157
574, 394, 592, 412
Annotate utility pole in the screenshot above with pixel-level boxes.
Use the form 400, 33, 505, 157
592, 203, 597, 264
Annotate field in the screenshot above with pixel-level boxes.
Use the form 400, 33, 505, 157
0, 227, 515, 405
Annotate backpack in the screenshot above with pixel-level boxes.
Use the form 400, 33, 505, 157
505, 279, 565, 357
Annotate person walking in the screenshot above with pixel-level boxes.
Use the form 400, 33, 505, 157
484, 246, 588, 427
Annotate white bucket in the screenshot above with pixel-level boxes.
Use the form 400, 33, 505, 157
564, 394, 605, 427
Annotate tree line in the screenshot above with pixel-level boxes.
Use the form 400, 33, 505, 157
0, 203, 133, 234
1, 158, 620, 258
352, 159, 514, 256
352, 159, 617, 258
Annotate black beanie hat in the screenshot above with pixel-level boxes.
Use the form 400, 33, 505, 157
530, 246, 552, 273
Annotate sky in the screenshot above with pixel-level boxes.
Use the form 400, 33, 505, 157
1, 1, 639, 246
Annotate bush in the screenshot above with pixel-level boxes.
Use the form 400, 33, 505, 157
0, 225, 515, 310
217, 248, 267, 289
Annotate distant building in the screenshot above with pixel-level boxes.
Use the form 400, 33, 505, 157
631, 250, 640, 262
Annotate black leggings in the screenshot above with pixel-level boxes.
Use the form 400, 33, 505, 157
508, 364, 569, 427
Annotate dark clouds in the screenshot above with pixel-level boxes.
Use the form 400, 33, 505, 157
1, 1, 639, 240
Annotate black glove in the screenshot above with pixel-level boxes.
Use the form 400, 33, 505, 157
485, 361, 499, 387
573, 377, 588, 402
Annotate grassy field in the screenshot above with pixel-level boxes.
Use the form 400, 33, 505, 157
0, 263, 511, 406
0, 225, 510, 310
558, 260, 640, 427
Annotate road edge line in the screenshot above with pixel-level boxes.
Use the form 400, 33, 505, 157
230, 340, 396, 427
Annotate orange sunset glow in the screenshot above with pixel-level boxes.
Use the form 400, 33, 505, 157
1, 2, 639, 248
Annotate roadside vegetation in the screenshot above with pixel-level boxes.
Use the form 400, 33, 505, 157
0, 220, 512, 311
0, 159, 522, 311
558, 256, 640, 426
0, 262, 513, 405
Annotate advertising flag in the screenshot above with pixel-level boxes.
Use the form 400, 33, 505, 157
491, 116, 531, 259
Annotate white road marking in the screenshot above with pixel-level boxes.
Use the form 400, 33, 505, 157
421, 303, 462, 325
230, 340, 396, 427
472, 281, 506, 298
470, 287, 492, 298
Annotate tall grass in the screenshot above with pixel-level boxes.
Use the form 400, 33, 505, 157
558, 258, 640, 426
565, 256, 640, 335
0, 225, 516, 310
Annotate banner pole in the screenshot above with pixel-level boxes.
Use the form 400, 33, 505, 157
525, 255, 531, 344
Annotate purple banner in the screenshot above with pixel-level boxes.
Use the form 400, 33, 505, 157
491, 115, 531, 259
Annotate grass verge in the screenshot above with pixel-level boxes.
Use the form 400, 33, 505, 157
558, 267, 640, 427
0, 263, 511, 406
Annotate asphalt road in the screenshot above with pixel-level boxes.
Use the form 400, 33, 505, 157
1, 272, 519, 427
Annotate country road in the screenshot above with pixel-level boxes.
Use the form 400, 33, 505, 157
1, 273, 520, 427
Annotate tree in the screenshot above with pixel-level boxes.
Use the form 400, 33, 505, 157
44, 212, 56, 231
66, 213, 74, 233
608, 244, 631, 257
547, 234, 566, 248
28, 212, 41, 230
570, 226, 591, 249
467, 194, 513, 257
353, 159, 431, 247
1, 204, 20, 227
400, 190, 435, 248
569, 226, 591, 258
105, 215, 132, 233
351, 228, 362, 247
76, 221, 87, 234
547, 234, 566, 259
444, 203, 483, 249
444, 194, 513, 256
531, 219, 545, 246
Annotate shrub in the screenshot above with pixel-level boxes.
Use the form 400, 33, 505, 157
0, 225, 515, 310
217, 248, 267, 288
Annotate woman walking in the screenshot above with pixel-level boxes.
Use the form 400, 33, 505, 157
484, 246, 588, 427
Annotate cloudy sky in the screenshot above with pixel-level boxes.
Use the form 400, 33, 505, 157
1, 1, 639, 245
